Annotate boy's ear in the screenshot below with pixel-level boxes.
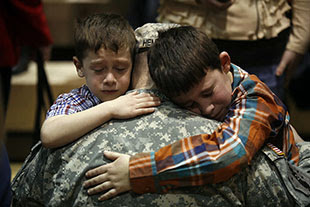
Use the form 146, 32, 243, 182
219, 51, 231, 74
73, 56, 84, 77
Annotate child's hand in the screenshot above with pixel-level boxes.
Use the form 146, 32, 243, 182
109, 91, 161, 119
83, 151, 131, 201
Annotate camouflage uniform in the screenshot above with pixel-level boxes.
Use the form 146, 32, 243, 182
11, 89, 310, 206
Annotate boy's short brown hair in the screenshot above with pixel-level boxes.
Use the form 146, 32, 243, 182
74, 13, 136, 63
148, 26, 221, 98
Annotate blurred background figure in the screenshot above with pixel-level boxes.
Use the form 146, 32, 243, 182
289, 49, 310, 110
0, 1, 52, 205
0, 82, 11, 207
0, 144, 11, 207
157, 0, 310, 102
127, 0, 159, 29
0, 0, 53, 114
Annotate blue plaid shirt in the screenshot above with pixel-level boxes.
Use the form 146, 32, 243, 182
46, 85, 101, 119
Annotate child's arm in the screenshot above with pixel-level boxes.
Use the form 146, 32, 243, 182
40, 92, 160, 148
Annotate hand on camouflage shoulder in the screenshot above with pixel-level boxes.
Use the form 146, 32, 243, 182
83, 151, 131, 201
108, 91, 160, 119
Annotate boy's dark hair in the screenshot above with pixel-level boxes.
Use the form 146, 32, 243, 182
148, 26, 221, 98
74, 13, 136, 63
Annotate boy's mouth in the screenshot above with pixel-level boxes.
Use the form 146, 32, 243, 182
102, 90, 118, 94
102, 90, 117, 92
212, 108, 227, 121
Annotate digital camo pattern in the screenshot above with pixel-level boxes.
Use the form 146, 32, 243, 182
262, 142, 310, 207
11, 89, 308, 206
135, 23, 180, 50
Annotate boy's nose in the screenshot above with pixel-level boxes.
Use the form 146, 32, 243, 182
200, 103, 215, 117
103, 72, 116, 85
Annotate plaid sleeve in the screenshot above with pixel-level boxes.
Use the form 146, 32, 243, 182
129, 69, 292, 194
45, 93, 81, 119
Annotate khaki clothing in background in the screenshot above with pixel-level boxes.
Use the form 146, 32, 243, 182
158, 0, 310, 54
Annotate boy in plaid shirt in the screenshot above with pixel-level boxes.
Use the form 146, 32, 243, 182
40, 13, 160, 148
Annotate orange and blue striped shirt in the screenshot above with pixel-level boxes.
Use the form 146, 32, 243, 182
129, 64, 299, 194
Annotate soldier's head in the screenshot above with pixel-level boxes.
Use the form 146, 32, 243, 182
131, 23, 180, 89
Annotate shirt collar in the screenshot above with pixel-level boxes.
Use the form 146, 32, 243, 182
230, 63, 248, 91
81, 85, 102, 105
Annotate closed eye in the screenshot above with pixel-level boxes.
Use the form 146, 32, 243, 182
114, 67, 129, 74
184, 102, 197, 109
114, 67, 125, 71
202, 90, 213, 97
93, 68, 104, 73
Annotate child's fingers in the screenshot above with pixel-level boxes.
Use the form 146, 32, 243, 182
85, 165, 107, 178
98, 188, 118, 201
87, 180, 113, 195
104, 151, 123, 161
135, 95, 161, 106
137, 98, 161, 108
135, 107, 156, 115
134, 92, 160, 100
83, 173, 108, 188
125, 93, 161, 107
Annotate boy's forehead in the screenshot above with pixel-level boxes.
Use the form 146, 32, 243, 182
84, 47, 132, 63
172, 72, 214, 102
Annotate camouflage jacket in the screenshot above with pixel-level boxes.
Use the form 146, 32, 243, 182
11, 89, 310, 206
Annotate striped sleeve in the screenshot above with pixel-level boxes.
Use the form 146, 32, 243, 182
129, 68, 291, 194
45, 88, 85, 119
45, 94, 79, 119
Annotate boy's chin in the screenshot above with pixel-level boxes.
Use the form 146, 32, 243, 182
98, 92, 120, 102
201, 111, 226, 122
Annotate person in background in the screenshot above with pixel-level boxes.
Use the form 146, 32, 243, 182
0, 1, 52, 206
157, 0, 310, 101
0, 0, 53, 113
0, 144, 11, 207
127, 0, 159, 29
0, 83, 11, 207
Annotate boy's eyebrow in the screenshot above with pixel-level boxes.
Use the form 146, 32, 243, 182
90, 58, 131, 66
89, 58, 105, 66
114, 59, 131, 65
